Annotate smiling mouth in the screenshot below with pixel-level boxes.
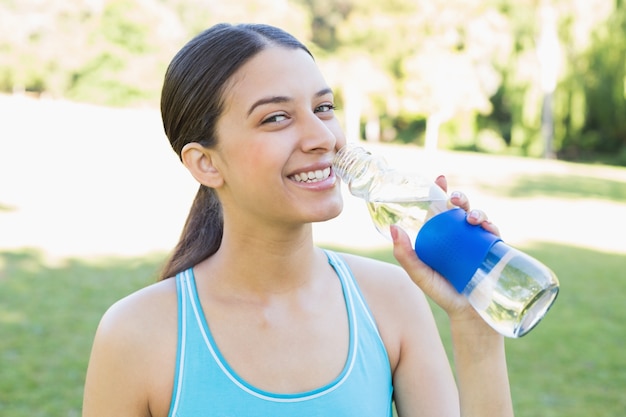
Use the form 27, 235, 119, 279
290, 167, 331, 183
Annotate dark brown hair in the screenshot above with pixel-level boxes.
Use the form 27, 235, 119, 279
159, 23, 312, 280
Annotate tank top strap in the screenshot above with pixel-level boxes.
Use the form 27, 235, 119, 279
169, 268, 193, 417
323, 249, 385, 343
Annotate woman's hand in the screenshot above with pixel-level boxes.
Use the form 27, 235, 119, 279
390, 175, 499, 322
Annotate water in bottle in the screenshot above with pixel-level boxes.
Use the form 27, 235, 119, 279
333, 144, 559, 337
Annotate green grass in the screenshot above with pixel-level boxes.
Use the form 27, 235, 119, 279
505, 243, 626, 416
0, 250, 162, 417
1, 167, 625, 416
481, 173, 626, 202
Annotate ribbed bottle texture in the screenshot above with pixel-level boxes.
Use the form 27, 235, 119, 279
333, 144, 448, 244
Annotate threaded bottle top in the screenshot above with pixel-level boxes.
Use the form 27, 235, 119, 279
332, 144, 376, 186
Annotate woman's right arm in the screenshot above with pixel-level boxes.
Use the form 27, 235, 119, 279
83, 297, 152, 417
448, 316, 513, 417
83, 282, 177, 417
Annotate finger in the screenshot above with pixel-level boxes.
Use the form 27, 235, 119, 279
449, 190, 470, 211
467, 209, 488, 225
392, 225, 467, 311
434, 175, 448, 193
481, 220, 501, 237
467, 209, 502, 237
390, 225, 418, 266
391, 225, 430, 278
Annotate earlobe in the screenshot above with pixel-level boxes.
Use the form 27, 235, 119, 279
181, 143, 224, 188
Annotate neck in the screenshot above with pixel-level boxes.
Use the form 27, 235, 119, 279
195, 221, 324, 296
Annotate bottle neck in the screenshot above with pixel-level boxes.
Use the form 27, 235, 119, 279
333, 144, 381, 198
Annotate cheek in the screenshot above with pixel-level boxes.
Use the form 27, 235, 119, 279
330, 120, 346, 149
230, 140, 282, 179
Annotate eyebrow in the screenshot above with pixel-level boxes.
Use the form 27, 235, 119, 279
246, 88, 333, 117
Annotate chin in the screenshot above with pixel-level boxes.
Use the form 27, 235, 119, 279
312, 200, 343, 222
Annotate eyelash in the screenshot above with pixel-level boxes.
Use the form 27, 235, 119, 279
315, 103, 337, 113
262, 113, 288, 124
261, 103, 337, 125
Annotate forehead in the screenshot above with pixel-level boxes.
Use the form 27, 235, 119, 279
222, 47, 328, 108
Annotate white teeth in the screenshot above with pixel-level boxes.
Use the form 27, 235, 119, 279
292, 167, 331, 183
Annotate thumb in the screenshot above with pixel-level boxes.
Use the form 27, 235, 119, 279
391, 225, 432, 284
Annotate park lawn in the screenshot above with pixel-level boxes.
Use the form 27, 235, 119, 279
0, 251, 163, 417
1, 241, 624, 416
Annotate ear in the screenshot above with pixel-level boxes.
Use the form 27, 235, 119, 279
181, 143, 224, 188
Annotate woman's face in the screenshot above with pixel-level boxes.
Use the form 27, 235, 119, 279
211, 46, 346, 229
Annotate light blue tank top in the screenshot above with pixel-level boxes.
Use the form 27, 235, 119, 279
168, 250, 393, 417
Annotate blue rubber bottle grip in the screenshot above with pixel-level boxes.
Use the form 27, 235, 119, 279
414, 208, 501, 293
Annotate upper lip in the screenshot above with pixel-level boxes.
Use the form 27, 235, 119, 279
288, 161, 333, 178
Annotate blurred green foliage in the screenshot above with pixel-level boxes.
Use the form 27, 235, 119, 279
0, 0, 624, 163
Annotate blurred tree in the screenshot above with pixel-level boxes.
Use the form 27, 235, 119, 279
476, 0, 545, 156
0, 0, 308, 106
0, 0, 93, 96
558, 0, 626, 162
0, 0, 185, 105
179, 0, 311, 41
67, 0, 180, 105
400, 1, 509, 151
1, 0, 624, 163
293, 0, 354, 51
327, 0, 509, 151
483, 0, 623, 162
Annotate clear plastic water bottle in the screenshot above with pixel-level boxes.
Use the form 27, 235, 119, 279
333, 144, 559, 338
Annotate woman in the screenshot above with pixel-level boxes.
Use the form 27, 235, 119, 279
83, 23, 514, 417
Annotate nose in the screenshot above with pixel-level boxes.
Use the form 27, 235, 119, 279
298, 111, 339, 153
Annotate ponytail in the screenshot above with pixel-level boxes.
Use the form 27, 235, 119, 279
159, 185, 223, 280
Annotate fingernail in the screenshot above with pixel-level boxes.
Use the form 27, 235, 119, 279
450, 191, 462, 199
390, 225, 398, 241
469, 210, 481, 221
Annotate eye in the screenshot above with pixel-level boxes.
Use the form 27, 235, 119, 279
315, 103, 337, 113
261, 113, 289, 124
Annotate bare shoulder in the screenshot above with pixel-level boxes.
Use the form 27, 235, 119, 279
96, 278, 178, 340
335, 252, 440, 370
337, 251, 428, 310
94, 276, 179, 376
83, 278, 178, 417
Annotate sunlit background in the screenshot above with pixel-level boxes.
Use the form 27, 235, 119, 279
0, 0, 625, 416
1, 0, 624, 257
